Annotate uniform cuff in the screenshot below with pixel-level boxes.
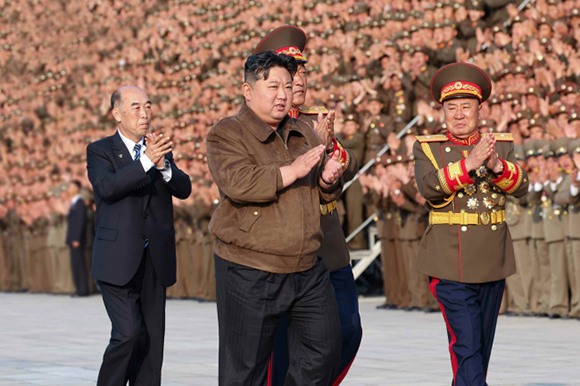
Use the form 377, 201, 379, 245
437, 158, 474, 194
492, 159, 523, 194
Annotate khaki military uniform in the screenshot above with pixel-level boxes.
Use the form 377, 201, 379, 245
544, 175, 575, 317
504, 195, 531, 313
337, 131, 365, 249
363, 114, 394, 165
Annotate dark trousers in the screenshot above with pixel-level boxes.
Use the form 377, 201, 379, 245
215, 254, 341, 386
70, 245, 89, 296
429, 277, 505, 386
97, 248, 166, 386
269, 265, 362, 386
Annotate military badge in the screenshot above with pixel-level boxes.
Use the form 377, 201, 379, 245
467, 197, 479, 210
483, 197, 494, 209
476, 165, 488, 178
498, 196, 505, 206
480, 212, 490, 225
465, 184, 476, 195
479, 181, 490, 194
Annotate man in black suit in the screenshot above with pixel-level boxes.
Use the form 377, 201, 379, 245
66, 180, 89, 297
87, 85, 191, 386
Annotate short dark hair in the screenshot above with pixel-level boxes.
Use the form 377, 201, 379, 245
244, 51, 297, 84
71, 180, 82, 190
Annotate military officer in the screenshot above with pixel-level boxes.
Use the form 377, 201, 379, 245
527, 140, 551, 316
563, 138, 580, 318
544, 139, 574, 318
337, 113, 366, 249
254, 26, 362, 386
504, 145, 531, 315
413, 63, 528, 386
548, 138, 578, 318
363, 96, 393, 164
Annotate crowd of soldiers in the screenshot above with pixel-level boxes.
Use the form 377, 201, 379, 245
1, 0, 580, 313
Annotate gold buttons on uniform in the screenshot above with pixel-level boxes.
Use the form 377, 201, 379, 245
491, 193, 497, 199
457, 192, 464, 198
448, 162, 453, 166
491, 225, 497, 231
253, 211, 259, 216
445, 147, 451, 153
461, 226, 468, 232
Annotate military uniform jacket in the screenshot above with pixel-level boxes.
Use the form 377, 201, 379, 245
543, 175, 569, 243
413, 131, 529, 283
505, 195, 528, 241
290, 105, 360, 272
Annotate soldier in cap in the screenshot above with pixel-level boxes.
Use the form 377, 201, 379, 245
254, 26, 362, 385
362, 95, 394, 164
337, 113, 366, 250
414, 63, 528, 385
527, 140, 551, 315
544, 138, 576, 318
459, 0, 487, 54
504, 145, 533, 315
560, 139, 580, 318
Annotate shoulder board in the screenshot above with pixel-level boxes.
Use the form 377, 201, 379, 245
298, 105, 328, 115
483, 133, 513, 141
416, 134, 448, 143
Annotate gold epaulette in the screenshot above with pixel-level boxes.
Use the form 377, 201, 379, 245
416, 134, 448, 142
298, 105, 328, 115
482, 133, 513, 141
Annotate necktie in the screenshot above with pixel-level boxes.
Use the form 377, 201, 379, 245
133, 142, 148, 248
133, 143, 142, 161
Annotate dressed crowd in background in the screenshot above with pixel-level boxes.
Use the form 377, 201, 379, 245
1, 0, 580, 317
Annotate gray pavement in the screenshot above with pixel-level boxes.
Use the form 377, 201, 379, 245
0, 292, 579, 385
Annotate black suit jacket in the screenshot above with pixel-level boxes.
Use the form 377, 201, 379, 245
86, 132, 191, 287
66, 199, 87, 246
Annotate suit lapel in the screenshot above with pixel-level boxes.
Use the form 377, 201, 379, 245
111, 131, 134, 168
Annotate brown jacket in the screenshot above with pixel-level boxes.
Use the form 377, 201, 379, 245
413, 132, 529, 283
206, 102, 343, 274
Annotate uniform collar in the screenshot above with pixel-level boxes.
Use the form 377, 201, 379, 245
117, 128, 145, 154
446, 130, 480, 146
237, 101, 289, 143
288, 107, 300, 119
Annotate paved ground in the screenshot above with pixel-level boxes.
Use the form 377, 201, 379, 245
0, 292, 579, 386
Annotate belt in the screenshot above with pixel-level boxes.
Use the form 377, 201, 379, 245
429, 210, 506, 226
320, 201, 337, 216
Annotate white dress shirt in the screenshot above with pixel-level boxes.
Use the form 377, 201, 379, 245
118, 129, 172, 182
70, 194, 82, 207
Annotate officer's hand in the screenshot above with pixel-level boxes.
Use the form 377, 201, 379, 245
321, 150, 344, 186
291, 145, 325, 180
72, 241, 80, 249
573, 153, 580, 171
465, 134, 494, 172
487, 146, 503, 174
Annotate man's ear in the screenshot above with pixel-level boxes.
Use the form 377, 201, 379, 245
242, 83, 252, 102
112, 108, 122, 123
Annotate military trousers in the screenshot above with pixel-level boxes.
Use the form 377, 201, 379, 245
548, 240, 573, 317
268, 265, 362, 386
430, 277, 505, 386
569, 239, 580, 318
530, 238, 550, 314
215, 254, 341, 386
70, 245, 89, 296
401, 240, 431, 309
505, 239, 530, 313
344, 180, 366, 249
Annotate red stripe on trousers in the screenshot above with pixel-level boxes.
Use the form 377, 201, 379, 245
332, 328, 363, 386
267, 352, 273, 386
430, 278, 459, 384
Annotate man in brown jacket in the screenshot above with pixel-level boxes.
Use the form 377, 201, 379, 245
414, 63, 528, 386
206, 51, 345, 386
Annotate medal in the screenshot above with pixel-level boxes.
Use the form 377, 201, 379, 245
465, 184, 476, 195
479, 181, 490, 194
476, 165, 488, 178
483, 197, 494, 209
498, 196, 505, 206
467, 197, 479, 210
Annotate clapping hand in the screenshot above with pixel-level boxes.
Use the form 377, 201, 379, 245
145, 132, 172, 167
321, 150, 344, 186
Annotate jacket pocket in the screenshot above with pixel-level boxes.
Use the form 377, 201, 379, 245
96, 227, 118, 241
239, 207, 261, 233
